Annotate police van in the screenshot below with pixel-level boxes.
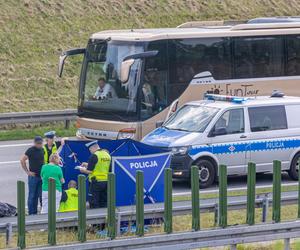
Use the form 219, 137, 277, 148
142, 92, 300, 188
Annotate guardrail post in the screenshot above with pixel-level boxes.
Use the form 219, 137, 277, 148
214, 203, 218, 227
164, 168, 173, 233
17, 181, 25, 249
246, 162, 256, 225
116, 211, 121, 236
65, 120, 70, 129
272, 160, 281, 223
284, 238, 290, 250
6, 223, 12, 247
78, 175, 86, 242
48, 178, 56, 245
191, 166, 200, 231
219, 164, 227, 228
262, 194, 269, 223
230, 244, 237, 250
136, 170, 144, 236
107, 173, 116, 239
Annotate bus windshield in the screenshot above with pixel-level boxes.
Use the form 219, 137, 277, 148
164, 105, 219, 132
80, 40, 145, 120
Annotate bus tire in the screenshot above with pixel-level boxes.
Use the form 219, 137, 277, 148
194, 159, 215, 188
289, 152, 300, 180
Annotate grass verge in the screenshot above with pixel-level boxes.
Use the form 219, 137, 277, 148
1, 204, 300, 249
173, 184, 298, 202
0, 122, 77, 141
2, 0, 300, 112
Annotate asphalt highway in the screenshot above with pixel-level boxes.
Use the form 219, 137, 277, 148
0, 139, 297, 206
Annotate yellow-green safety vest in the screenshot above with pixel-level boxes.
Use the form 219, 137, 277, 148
59, 188, 78, 212
43, 142, 57, 164
88, 150, 111, 182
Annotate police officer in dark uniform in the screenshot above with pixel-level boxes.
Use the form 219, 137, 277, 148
80, 141, 111, 208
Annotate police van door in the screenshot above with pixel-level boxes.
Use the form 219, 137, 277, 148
247, 105, 290, 172
208, 108, 249, 175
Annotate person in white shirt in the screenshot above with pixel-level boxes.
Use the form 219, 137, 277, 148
93, 77, 117, 100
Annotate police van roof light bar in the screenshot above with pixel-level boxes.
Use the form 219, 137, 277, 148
204, 94, 248, 104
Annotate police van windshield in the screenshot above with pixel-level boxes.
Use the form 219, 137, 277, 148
164, 105, 219, 132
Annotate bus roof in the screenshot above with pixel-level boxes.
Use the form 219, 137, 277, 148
91, 22, 300, 42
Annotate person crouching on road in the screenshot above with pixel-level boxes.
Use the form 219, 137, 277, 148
20, 136, 44, 215
41, 153, 65, 214
59, 180, 78, 212
80, 141, 111, 208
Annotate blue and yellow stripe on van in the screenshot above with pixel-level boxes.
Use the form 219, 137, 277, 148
189, 138, 300, 156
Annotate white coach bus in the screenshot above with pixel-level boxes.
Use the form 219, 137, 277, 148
58, 17, 300, 140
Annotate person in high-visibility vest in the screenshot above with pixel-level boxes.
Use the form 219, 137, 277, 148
80, 141, 111, 208
43, 131, 67, 163
43, 131, 59, 164
59, 180, 78, 212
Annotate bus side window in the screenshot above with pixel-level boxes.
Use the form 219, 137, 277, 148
168, 38, 232, 103
286, 35, 300, 76
233, 36, 284, 79
142, 41, 168, 119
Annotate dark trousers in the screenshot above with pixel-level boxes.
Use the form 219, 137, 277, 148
88, 181, 107, 208
28, 176, 42, 215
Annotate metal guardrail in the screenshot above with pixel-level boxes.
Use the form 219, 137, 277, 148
0, 191, 297, 234
0, 109, 77, 128
173, 181, 298, 197
31, 220, 300, 250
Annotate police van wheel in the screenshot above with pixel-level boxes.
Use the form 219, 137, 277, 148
289, 153, 300, 180
195, 159, 215, 188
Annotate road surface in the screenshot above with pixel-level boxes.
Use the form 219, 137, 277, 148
0, 139, 297, 206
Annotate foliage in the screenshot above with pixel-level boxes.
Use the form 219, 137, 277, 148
1, 0, 300, 112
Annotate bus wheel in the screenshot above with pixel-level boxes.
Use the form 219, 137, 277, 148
289, 153, 300, 180
195, 159, 215, 188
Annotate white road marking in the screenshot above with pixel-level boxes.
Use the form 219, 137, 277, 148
0, 160, 20, 165
0, 143, 31, 148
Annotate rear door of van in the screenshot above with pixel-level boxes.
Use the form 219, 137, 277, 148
247, 105, 291, 172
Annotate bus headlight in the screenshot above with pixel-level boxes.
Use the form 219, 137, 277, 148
171, 146, 189, 155
76, 129, 83, 137
117, 128, 136, 139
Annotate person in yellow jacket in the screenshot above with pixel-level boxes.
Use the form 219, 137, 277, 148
43, 131, 67, 164
43, 131, 59, 164
42, 131, 65, 208
80, 141, 111, 208
59, 180, 78, 212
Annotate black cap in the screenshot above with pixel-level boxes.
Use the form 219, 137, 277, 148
34, 136, 43, 143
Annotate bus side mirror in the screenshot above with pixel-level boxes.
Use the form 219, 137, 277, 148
57, 48, 85, 78
120, 59, 135, 83
156, 121, 164, 128
165, 99, 179, 121
121, 50, 159, 83
58, 53, 67, 78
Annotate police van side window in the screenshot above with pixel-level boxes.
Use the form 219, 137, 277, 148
248, 105, 287, 132
211, 109, 244, 136
285, 105, 300, 128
